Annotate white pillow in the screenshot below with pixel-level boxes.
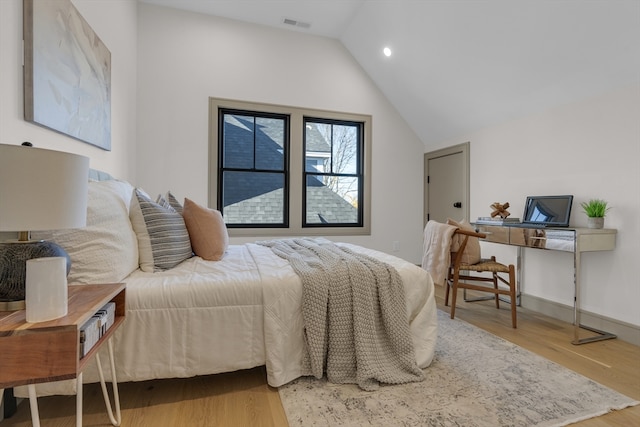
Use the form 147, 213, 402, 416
32, 180, 139, 284
130, 189, 192, 272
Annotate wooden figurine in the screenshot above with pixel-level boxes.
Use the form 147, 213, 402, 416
490, 202, 511, 218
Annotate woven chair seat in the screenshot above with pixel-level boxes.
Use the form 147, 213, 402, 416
459, 258, 511, 273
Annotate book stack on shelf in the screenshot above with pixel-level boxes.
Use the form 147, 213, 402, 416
79, 302, 116, 358
475, 217, 521, 225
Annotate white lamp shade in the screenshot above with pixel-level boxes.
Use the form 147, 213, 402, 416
0, 144, 90, 232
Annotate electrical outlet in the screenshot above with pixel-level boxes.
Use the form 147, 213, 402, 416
392, 241, 400, 252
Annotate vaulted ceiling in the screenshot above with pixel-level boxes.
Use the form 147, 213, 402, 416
140, 0, 640, 146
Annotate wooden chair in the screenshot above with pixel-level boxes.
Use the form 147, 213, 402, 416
444, 228, 517, 328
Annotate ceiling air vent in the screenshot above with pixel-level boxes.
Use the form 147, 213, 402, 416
283, 18, 311, 29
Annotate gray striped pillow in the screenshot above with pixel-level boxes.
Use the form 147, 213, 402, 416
130, 189, 192, 272
167, 191, 183, 214
156, 191, 183, 214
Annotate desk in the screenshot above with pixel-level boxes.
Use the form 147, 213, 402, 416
474, 224, 617, 345
0, 283, 125, 426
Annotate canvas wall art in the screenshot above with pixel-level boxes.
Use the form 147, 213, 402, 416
24, 0, 111, 150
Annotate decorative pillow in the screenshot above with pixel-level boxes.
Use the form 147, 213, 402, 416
156, 191, 183, 214
182, 198, 229, 261
130, 189, 193, 272
167, 191, 183, 214
156, 194, 175, 212
31, 180, 139, 284
447, 218, 481, 265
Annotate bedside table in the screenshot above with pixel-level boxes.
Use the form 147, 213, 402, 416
0, 283, 126, 427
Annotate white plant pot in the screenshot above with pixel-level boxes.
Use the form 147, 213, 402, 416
587, 217, 604, 229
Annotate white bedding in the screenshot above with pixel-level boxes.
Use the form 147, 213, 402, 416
20, 242, 437, 396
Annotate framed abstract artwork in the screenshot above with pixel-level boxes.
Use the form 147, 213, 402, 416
23, 0, 111, 151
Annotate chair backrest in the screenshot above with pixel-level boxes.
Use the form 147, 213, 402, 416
451, 228, 486, 267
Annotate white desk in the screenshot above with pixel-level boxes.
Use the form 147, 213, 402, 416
474, 224, 617, 345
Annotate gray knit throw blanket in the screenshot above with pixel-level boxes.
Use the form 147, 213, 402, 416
258, 238, 424, 391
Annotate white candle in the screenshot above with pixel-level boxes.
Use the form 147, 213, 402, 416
25, 257, 68, 322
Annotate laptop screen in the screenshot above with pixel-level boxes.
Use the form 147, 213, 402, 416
522, 195, 573, 227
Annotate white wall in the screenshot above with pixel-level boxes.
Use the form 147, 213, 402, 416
136, 3, 426, 261
4, 0, 634, 328
0, 0, 138, 180
432, 85, 640, 326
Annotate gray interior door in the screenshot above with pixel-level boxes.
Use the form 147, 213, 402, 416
424, 143, 469, 226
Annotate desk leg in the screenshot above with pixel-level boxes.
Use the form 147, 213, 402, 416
76, 372, 83, 427
572, 250, 617, 345
27, 384, 40, 427
573, 250, 580, 343
96, 339, 122, 426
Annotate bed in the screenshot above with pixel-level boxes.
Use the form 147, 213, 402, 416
18, 176, 438, 396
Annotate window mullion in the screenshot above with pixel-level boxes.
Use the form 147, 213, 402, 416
252, 117, 257, 170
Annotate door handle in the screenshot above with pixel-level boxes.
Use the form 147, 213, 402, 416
453, 202, 462, 208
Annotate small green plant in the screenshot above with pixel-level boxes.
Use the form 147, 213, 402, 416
580, 199, 610, 218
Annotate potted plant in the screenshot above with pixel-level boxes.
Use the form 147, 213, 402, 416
580, 199, 610, 229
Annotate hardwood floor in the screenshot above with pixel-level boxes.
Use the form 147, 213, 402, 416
2, 285, 638, 426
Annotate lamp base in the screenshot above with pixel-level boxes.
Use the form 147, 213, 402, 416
0, 240, 71, 311
0, 299, 25, 311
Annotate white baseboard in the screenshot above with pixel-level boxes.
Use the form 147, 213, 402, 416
521, 293, 640, 346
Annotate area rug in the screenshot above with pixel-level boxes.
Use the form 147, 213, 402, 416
279, 310, 638, 426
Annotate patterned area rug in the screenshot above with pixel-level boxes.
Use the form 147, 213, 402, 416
279, 310, 638, 426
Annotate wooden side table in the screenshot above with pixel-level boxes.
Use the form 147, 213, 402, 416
0, 283, 126, 426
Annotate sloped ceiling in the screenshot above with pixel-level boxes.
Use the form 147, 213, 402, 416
139, 0, 640, 146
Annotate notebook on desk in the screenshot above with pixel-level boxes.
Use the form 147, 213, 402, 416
504, 195, 573, 228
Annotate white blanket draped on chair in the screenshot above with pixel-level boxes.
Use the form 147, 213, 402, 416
421, 220, 457, 286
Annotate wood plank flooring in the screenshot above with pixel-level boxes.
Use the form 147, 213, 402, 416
2, 284, 638, 426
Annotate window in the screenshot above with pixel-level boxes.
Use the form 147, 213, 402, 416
209, 98, 371, 237
304, 118, 363, 227
218, 110, 289, 228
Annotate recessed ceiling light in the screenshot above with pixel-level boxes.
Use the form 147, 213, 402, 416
383, 47, 392, 57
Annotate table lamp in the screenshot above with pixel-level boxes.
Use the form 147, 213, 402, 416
0, 143, 89, 313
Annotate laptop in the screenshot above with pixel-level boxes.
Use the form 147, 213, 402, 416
507, 195, 574, 228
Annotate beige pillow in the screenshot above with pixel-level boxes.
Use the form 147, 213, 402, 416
182, 198, 229, 261
32, 180, 139, 284
447, 218, 481, 265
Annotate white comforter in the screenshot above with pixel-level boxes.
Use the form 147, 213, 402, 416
21, 242, 437, 396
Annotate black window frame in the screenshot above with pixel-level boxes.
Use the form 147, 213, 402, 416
209, 97, 372, 238
217, 108, 290, 228
302, 117, 364, 228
